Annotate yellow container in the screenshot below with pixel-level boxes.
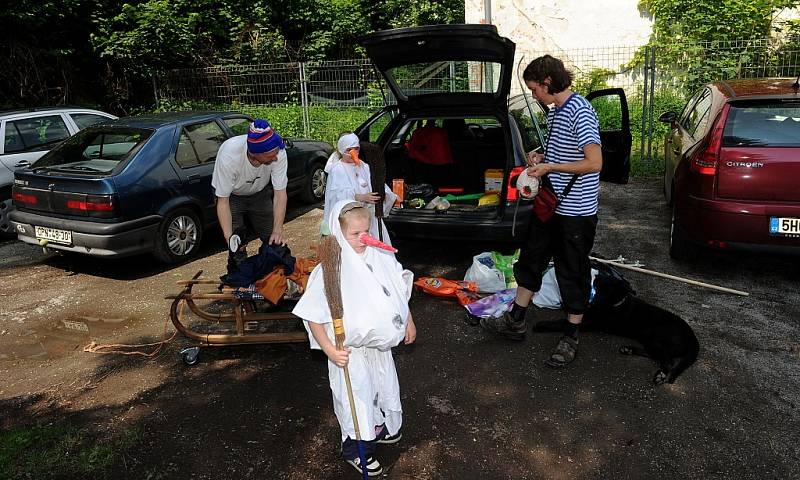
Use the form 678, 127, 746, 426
478, 193, 500, 206
484, 169, 503, 193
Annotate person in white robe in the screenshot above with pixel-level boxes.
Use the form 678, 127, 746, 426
321, 133, 397, 243
293, 200, 415, 476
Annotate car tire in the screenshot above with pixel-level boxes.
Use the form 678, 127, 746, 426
153, 208, 203, 264
302, 162, 326, 204
0, 197, 13, 236
669, 202, 698, 261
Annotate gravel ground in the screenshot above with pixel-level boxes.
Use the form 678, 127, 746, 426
0, 178, 798, 479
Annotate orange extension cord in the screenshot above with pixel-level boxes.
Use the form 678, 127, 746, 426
82, 300, 183, 358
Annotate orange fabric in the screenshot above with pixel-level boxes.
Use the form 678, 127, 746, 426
255, 266, 287, 304
255, 256, 320, 303
288, 257, 319, 293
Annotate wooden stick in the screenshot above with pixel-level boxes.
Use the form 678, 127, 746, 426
320, 235, 368, 477
590, 256, 749, 296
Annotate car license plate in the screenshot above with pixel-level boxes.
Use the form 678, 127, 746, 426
35, 226, 72, 245
769, 217, 800, 236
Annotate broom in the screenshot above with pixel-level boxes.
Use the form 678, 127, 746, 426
319, 235, 370, 479
361, 141, 387, 242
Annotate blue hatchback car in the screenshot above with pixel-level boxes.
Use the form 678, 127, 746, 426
10, 111, 333, 263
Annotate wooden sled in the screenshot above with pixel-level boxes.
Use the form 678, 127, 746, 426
166, 270, 307, 365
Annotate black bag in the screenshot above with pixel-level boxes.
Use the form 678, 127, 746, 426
533, 174, 578, 222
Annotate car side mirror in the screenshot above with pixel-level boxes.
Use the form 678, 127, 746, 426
659, 111, 677, 123
284, 139, 294, 148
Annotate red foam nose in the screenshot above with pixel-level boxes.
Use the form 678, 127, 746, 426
358, 233, 398, 253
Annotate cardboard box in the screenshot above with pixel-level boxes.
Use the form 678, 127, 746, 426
484, 169, 503, 193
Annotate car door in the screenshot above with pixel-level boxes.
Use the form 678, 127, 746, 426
356, 106, 399, 146
663, 87, 712, 202
1, 113, 73, 174
172, 119, 228, 221
586, 88, 632, 184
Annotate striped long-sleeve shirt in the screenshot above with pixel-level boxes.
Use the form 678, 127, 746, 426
544, 93, 602, 216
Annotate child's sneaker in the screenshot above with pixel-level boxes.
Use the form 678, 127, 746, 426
376, 425, 402, 444
345, 455, 383, 477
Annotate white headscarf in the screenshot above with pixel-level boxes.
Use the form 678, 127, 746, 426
293, 199, 413, 350
324, 133, 361, 173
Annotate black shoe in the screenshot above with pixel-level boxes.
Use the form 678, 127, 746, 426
345, 456, 383, 477
480, 312, 527, 341
376, 425, 402, 444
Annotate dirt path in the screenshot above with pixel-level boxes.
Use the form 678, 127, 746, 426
1, 179, 799, 479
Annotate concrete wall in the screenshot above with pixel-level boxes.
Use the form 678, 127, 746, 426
465, 0, 654, 93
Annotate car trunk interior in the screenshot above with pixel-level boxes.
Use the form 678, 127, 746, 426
383, 116, 508, 217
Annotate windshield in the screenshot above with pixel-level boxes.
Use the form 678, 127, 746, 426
386, 61, 503, 97
723, 103, 800, 147
31, 127, 154, 174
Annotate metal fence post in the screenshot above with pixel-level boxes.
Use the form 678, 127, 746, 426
640, 47, 650, 165
152, 75, 160, 110
299, 62, 310, 138
647, 45, 657, 165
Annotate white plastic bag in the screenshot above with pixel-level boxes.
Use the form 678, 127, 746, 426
532, 267, 600, 309
464, 252, 507, 293
532, 267, 562, 308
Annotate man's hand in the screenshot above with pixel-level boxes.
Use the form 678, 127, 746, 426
228, 234, 241, 253
526, 151, 544, 166
269, 227, 285, 246
355, 192, 380, 204
526, 163, 550, 178
404, 313, 417, 345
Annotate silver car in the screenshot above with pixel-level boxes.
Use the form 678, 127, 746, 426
1, 107, 117, 234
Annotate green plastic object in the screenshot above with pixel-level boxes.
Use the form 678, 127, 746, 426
491, 249, 520, 288
444, 193, 485, 202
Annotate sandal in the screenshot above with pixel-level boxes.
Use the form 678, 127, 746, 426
545, 335, 578, 368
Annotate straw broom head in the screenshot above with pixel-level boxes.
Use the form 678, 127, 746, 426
319, 235, 345, 348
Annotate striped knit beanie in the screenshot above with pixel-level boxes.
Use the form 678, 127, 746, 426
247, 119, 285, 154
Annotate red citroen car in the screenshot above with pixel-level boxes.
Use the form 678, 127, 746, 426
660, 77, 800, 260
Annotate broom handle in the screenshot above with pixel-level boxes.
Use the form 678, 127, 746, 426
590, 257, 749, 296
333, 318, 362, 442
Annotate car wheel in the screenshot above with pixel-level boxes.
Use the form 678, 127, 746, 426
0, 198, 13, 236
302, 162, 326, 204
153, 208, 202, 264
669, 202, 698, 261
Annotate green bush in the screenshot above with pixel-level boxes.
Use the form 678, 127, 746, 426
155, 89, 692, 179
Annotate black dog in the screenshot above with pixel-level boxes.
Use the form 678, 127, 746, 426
534, 264, 699, 385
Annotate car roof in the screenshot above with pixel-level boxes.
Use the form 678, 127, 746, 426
0, 107, 112, 119
714, 78, 800, 100
110, 111, 247, 129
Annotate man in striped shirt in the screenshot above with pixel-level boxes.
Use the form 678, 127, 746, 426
481, 55, 602, 368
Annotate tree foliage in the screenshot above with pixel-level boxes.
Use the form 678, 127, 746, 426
639, 0, 800, 92
0, 0, 464, 110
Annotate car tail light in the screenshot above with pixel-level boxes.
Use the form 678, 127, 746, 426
12, 192, 37, 205
66, 199, 114, 212
507, 166, 527, 201
66, 195, 116, 217
691, 104, 730, 176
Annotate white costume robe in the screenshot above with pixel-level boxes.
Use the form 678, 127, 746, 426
293, 200, 413, 442
321, 154, 397, 242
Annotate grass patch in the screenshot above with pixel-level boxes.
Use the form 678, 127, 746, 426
0, 424, 140, 479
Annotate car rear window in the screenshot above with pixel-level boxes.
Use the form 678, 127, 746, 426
723, 102, 800, 147
387, 61, 503, 96
31, 127, 153, 175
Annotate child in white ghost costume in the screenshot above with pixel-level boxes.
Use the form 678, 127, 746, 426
293, 200, 416, 476
321, 133, 397, 242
